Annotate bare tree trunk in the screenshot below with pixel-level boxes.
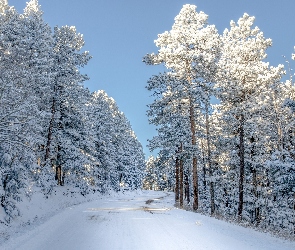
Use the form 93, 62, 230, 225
201, 141, 207, 190
184, 173, 190, 204
209, 178, 215, 215
175, 157, 180, 205
179, 158, 184, 208
56, 166, 62, 185
185, 59, 199, 211
189, 99, 198, 211
205, 102, 215, 216
249, 136, 260, 224
192, 157, 198, 210
238, 113, 245, 218
252, 168, 260, 224
56, 146, 63, 186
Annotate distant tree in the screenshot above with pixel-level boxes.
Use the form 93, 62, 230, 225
89, 91, 145, 192
143, 156, 158, 190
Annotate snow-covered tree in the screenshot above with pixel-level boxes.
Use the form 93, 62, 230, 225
89, 91, 145, 192
216, 13, 284, 219
144, 4, 220, 210
0, 0, 53, 221
43, 25, 91, 191
0, 1, 145, 223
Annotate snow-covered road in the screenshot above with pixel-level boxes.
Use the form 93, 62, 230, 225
2, 191, 295, 250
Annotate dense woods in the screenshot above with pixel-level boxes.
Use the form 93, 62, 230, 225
0, 0, 145, 223
1, 0, 294, 241
143, 4, 295, 237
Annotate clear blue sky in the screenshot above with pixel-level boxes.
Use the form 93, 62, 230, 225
9, 0, 295, 158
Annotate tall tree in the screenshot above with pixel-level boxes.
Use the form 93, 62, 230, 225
144, 4, 220, 210
44, 25, 91, 188
0, 0, 56, 220
216, 13, 283, 219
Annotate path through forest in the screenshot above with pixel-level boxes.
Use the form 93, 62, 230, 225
2, 191, 295, 250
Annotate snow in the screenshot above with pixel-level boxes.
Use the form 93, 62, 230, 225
1, 190, 294, 250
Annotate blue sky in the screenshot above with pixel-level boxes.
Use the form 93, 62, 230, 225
9, 0, 295, 158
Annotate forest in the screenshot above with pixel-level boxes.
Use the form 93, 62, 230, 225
0, 0, 145, 224
0, 0, 294, 241
142, 4, 295, 237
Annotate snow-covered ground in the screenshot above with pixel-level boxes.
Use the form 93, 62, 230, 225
1, 190, 295, 250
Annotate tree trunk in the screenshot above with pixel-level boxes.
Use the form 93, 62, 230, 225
185, 59, 198, 211
189, 99, 198, 211
192, 157, 198, 210
179, 158, 184, 208
205, 102, 215, 216
56, 145, 63, 186
238, 113, 245, 218
175, 157, 180, 205
250, 136, 260, 224
252, 168, 260, 224
184, 173, 190, 204
56, 165, 62, 185
201, 140, 206, 190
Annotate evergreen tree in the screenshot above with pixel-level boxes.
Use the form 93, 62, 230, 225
216, 13, 283, 219
0, 0, 50, 221
144, 4, 220, 210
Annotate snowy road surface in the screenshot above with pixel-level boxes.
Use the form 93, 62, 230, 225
2, 191, 295, 250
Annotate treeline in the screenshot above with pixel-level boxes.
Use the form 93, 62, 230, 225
0, 0, 145, 223
143, 5, 295, 237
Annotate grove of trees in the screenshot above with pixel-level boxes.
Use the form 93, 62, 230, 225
0, 0, 145, 223
143, 4, 295, 237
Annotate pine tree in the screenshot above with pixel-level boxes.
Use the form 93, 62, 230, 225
216, 13, 283, 219
144, 4, 220, 210
0, 0, 53, 220
44, 25, 91, 190
89, 91, 145, 192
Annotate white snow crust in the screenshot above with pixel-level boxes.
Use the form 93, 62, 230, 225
1, 190, 294, 250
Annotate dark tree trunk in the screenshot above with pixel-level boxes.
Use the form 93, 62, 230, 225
238, 113, 245, 218
179, 158, 184, 208
1, 175, 8, 208
56, 145, 63, 186
56, 166, 62, 186
201, 141, 206, 190
175, 157, 180, 205
252, 168, 260, 224
224, 188, 229, 208
250, 136, 260, 224
192, 157, 198, 210
190, 99, 198, 211
205, 102, 215, 216
184, 174, 190, 204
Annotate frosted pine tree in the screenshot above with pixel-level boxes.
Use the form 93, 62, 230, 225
43, 25, 92, 193
260, 54, 295, 234
144, 4, 220, 210
143, 156, 158, 190
89, 91, 117, 193
21, 0, 56, 193
216, 13, 284, 220
0, 1, 50, 221
89, 91, 145, 192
